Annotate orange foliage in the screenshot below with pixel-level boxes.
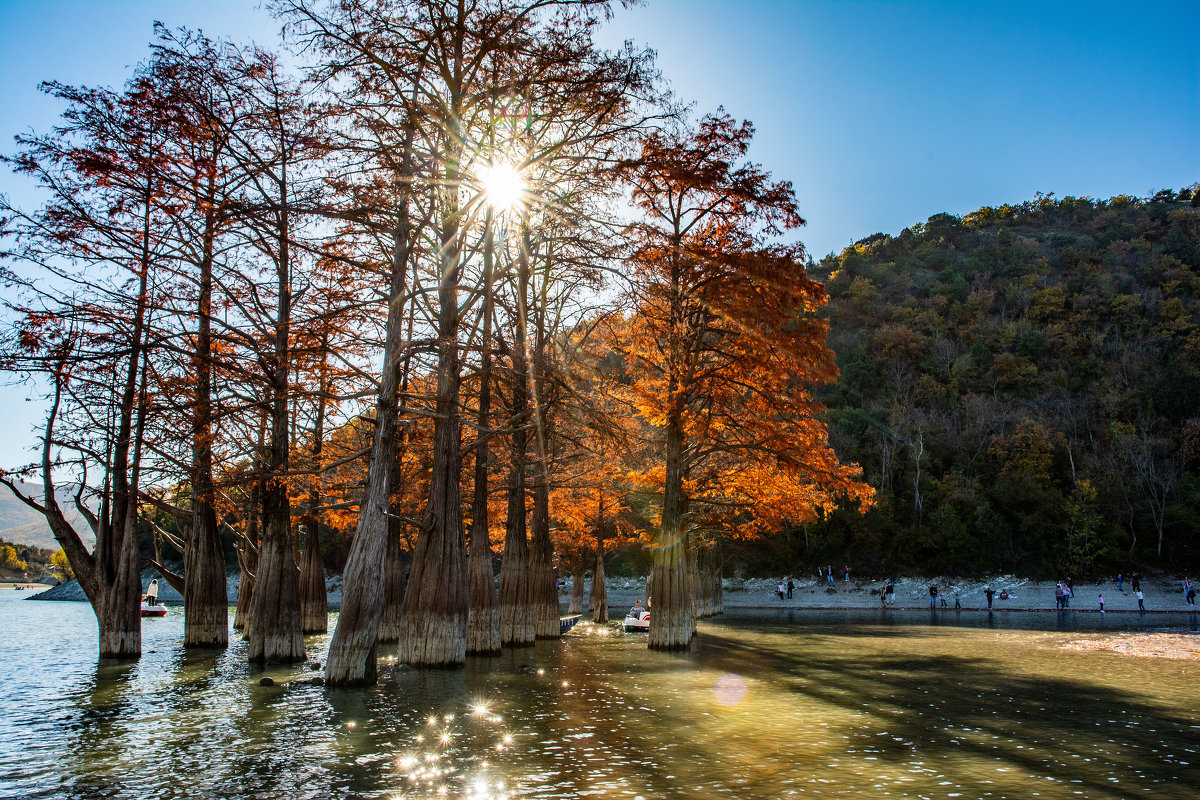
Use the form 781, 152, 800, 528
614, 112, 874, 545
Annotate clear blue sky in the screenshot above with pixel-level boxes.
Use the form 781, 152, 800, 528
0, 0, 1197, 468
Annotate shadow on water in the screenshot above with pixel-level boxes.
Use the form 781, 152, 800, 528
683, 625, 1200, 798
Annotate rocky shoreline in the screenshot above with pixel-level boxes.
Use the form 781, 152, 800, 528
22, 572, 1200, 615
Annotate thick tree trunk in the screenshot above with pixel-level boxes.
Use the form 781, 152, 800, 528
528, 271, 558, 639
184, 503, 228, 647
530, 480, 559, 638
649, 421, 695, 649
498, 234, 534, 646
467, 216, 499, 655
248, 481, 303, 663
95, 503, 143, 659
324, 213, 411, 684
396, 162, 468, 666
299, 345, 329, 634
248, 189, 302, 663
567, 559, 585, 615
376, 512, 407, 643
695, 548, 721, 618
497, 454, 533, 645
186, 196, 228, 649
590, 536, 608, 623
233, 541, 256, 633
298, 523, 327, 634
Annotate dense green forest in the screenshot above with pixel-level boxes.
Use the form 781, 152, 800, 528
791, 188, 1200, 578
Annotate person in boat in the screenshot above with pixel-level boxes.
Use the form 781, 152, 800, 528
628, 600, 646, 620
144, 578, 159, 606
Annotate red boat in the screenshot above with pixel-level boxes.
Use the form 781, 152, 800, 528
140, 602, 167, 617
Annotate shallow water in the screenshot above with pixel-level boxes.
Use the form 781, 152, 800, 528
1, 591, 1198, 799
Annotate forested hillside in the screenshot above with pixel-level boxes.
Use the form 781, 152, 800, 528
806, 188, 1200, 577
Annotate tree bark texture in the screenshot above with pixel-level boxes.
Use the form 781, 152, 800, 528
530, 480, 559, 638
590, 537, 608, 623
498, 241, 534, 646
497, 459, 533, 645
567, 559, 585, 615
396, 167, 468, 667
376, 512, 408, 643
648, 421, 695, 649
185, 199, 228, 649
298, 523, 328, 634
299, 345, 329, 634
233, 539, 256, 633
248, 492, 304, 663
467, 218, 499, 655
184, 503, 228, 647
324, 214, 410, 685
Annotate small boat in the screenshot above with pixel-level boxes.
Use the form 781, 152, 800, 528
622, 613, 649, 632
141, 602, 167, 617
559, 614, 583, 634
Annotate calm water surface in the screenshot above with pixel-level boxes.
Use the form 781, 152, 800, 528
1, 590, 1198, 799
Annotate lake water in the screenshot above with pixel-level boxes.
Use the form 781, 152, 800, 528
1, 589, 1198, 799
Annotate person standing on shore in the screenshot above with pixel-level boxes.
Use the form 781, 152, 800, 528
1099, 593, 1105, 613
929, 585, 938, 608
985, 586, 995, 609
1136, 590, 1145, 612
786, 578, 794, 599
886, 579, 895, 605
1131, 572, 1141, 592
844, 565, 850, 583
827, 567, 835, 588
1117, 573, 1123, 592
776, 581, 785, 600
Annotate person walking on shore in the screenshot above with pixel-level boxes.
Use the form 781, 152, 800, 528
776, 581, 785, 600
844, 565, 850, 583
827, 567, 835, 588
1136, 590, 1145, 612
886, 579, 895, 606
1185, 579, 1195, 606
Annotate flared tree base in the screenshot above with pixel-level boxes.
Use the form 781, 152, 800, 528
397, 612, 466, 666
325, 642, 378, 687
185, 603, 230, 649
467, 608, 500, 655
98, 628, 141, 660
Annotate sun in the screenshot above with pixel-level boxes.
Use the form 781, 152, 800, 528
480, 161, 525, 211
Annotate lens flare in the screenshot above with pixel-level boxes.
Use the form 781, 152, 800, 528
713, 672, 748, 705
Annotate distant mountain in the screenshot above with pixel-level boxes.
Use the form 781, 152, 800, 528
0, 486, 92, 550
806, 188, 1200, 576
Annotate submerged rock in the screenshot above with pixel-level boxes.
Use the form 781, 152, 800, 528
259, 677, 276, 686
290, 676, 324, 687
